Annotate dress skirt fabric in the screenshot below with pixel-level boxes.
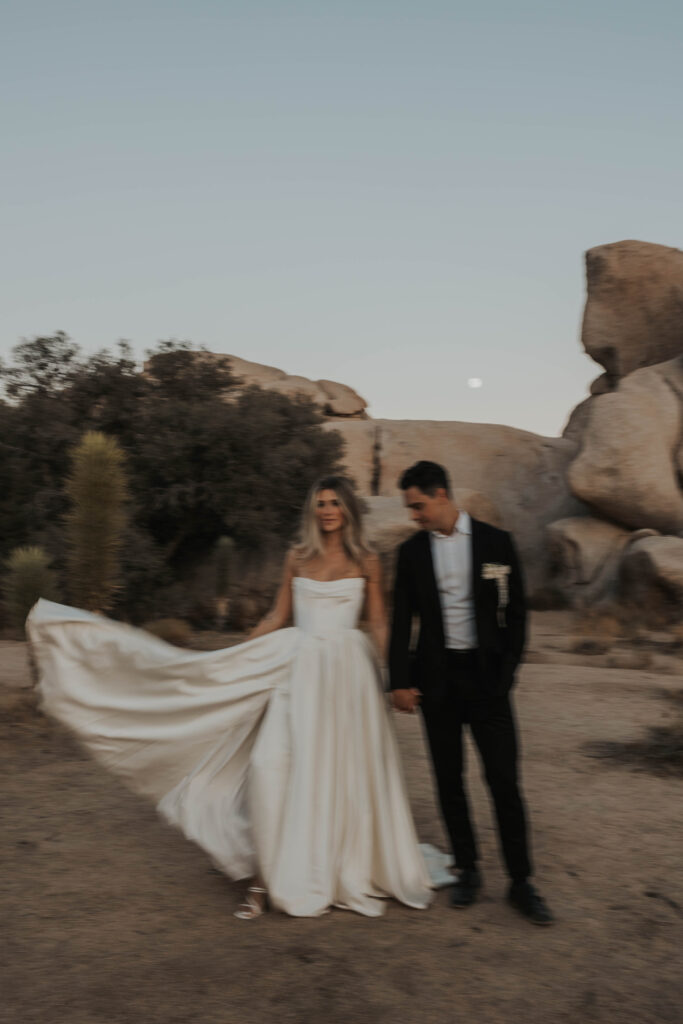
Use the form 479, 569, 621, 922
27, 578, 433, 917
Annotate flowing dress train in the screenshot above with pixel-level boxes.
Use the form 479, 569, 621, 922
27, 577, 435, 917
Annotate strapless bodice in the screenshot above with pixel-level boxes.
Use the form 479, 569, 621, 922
292, 576, 365, 636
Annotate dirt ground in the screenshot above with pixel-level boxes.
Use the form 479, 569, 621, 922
2, 612, 682, 1024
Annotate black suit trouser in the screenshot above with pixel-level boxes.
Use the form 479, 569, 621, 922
420, 650, 532, 883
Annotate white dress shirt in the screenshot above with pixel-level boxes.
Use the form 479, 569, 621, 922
430, 510, 477, 650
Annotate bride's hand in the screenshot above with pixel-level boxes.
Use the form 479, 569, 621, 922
392, 688, 421, 714
248, 551, 297, 639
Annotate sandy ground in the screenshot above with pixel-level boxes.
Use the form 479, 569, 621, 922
2, 611, 682, 1024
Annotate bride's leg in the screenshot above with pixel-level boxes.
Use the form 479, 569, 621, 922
234, 873, 268, 920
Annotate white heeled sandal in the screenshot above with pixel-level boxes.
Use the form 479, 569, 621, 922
234, 886, 268, 920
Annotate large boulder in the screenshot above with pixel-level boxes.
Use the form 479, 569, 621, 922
562, 396, 596, 442
582, 240, 683, 383
619, 534, 683, 624
363, 491, 505, 597
363, 490, 504, 558
568, 357, 683, 533
546, 517, 647, 606
330, 419, 586, 599
212, 354, 368, 418
362, 497, 416, 557
325, 420, 379, 493
453, 488, 505, 529
316, 379, 368, 418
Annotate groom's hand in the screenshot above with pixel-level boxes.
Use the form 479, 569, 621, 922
392, 688, 422, 714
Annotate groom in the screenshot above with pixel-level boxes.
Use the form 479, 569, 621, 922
389, 460, 553, 925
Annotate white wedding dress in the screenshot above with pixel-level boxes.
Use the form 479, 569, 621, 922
27, 577, 436, 917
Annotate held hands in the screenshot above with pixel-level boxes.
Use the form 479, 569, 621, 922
392, 688, 422, 714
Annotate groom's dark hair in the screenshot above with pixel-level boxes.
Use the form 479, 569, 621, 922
399, 461, 451, 497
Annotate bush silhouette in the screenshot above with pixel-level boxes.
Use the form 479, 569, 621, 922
3, 545, 59, 631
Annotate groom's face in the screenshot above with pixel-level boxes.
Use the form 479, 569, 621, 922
403, 486, 448, 532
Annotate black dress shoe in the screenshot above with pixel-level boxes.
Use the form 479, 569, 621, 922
450, 868, 481, 908
507, 881, 554, 925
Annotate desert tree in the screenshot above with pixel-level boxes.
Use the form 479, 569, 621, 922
1, 335, 346, 616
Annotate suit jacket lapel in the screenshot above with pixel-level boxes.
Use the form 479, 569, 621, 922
471, 518, 491, 650
417, 530, 445, 645
470, 517, 483, 603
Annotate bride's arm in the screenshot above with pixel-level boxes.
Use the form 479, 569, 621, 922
248, 550, 296, 639
363, 553, 388, 659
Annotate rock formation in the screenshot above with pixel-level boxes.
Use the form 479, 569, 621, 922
545, 518, 651, 607
582, 240, 683, 385
557, 241, 683, 614
619, 535, 683, 625
344, 238, 683, 614
327, 420, 585, 598
206, 238, 683, 617
218, 354, 368, 419
363, 490, 504, 559
568, 358, 683, 533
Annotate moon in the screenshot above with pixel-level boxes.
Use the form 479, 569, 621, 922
467, 377, 483, 389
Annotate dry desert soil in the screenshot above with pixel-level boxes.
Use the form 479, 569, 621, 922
1, 612, 682, 1024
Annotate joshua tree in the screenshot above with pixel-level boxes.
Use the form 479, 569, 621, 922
214, 535, 235, 629
65, 431, 128, 612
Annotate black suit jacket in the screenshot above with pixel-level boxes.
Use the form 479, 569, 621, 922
389, 518, 527, 699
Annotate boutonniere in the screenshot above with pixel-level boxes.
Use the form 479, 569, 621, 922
481, 563, 511, 627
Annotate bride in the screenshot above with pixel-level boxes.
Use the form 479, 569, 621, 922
28, 475, 433, 918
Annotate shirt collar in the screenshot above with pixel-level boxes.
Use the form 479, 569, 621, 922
431, 510, 471, 539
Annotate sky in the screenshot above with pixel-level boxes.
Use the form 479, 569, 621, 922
3, 1, 682, 436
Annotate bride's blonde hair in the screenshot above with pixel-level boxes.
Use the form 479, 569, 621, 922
295, 475, 371, 567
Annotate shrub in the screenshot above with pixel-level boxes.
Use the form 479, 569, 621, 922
215, 536, 234, 598
214, 536, 234, 628
2, 545, 59, 631
1, 336, 346, 616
